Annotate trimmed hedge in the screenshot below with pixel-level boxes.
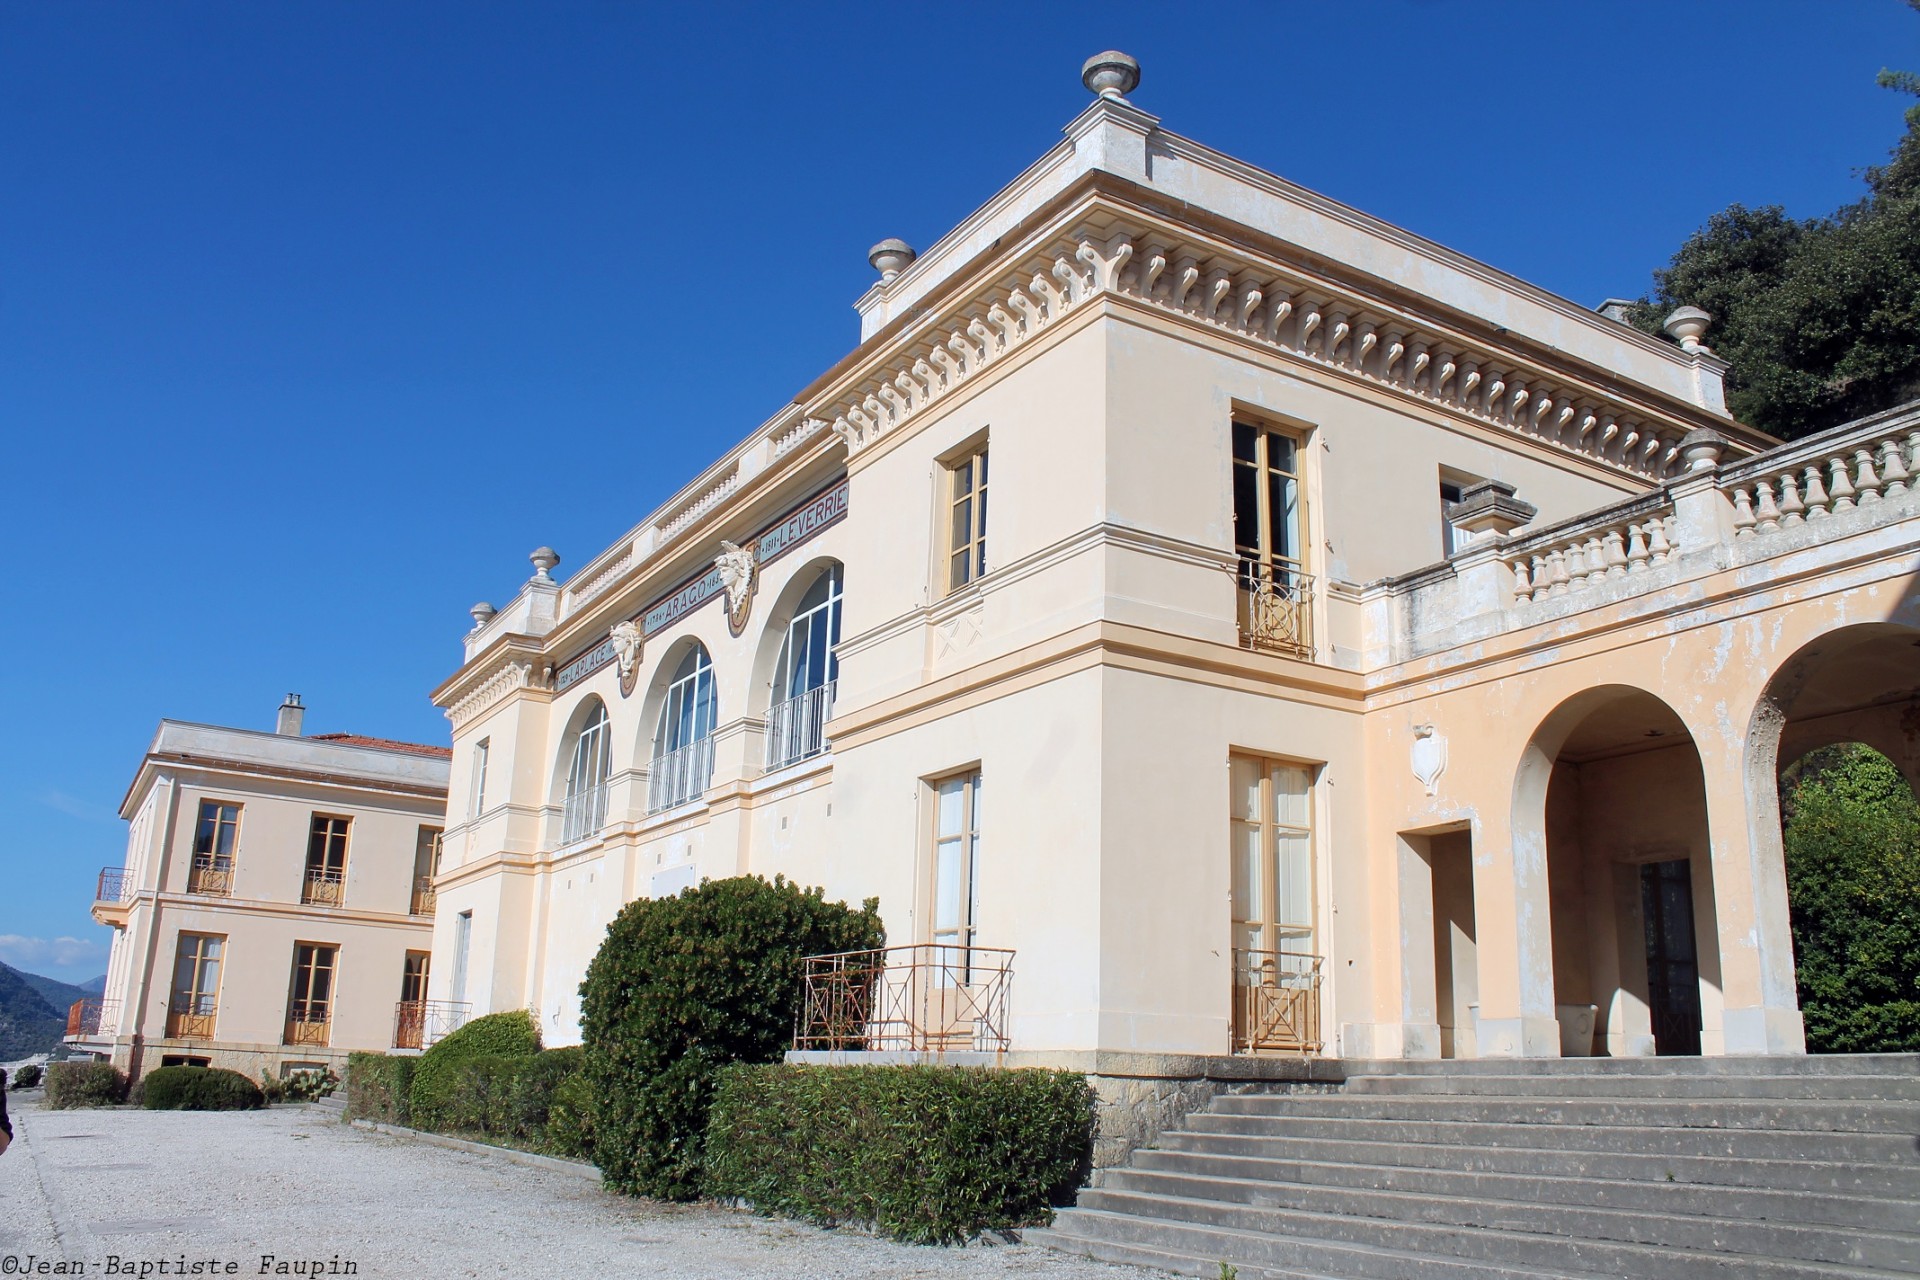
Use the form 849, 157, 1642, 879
408, 1009, 540, 1131
346, 1052, 415, 1125
705, 1064, 1095, 1244
11, 1064, 43, 1089
45, 1061, 127, 1109
424, 1046, 586, 1152
139, 1065, 265, 1111
579, 874, 884, 1199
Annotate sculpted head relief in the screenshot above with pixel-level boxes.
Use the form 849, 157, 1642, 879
716, 540, 758, 636
610, 620, 644, 697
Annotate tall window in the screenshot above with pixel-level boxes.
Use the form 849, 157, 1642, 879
470, 738, 490, 819
930, 771, 983, 982
286, 943, 337, 1045
167, 933, 223, 1039
394, 949, 433, 1050
400, 950, 431, 1004
411, 826, 441, 916
562, 700, 611, 844
768, 565, 843, 768
1232, 421, 1311, 656
946, 444, 989, 593
302, 816, 350, 906
1439, 479, 1466, 557
1230, 756, 1315, 958
188, 800, 240, 896
650, 647, 717, 812
451, 910, 472, 1005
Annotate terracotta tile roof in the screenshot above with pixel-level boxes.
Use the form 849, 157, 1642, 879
309, 733, 453, 759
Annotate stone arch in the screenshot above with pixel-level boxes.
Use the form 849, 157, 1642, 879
748, 555, 846, 716
636, 636, 717, 761
548, 693, 613, 806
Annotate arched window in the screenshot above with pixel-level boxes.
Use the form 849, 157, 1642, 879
561, 700, 611, 843
650, 646, 716, 812
767, 565, 842, 768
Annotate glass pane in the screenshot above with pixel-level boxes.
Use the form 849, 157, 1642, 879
969, 774, 981, 833
310, 958, 334, 1006
215, 811, 236, 858
1230, 757, 1262, 820
975, 448, 987, 485
1276, 831, 1311, 929
1231, 821, 1262, 922
934, 838, 961, 931
1267, 469, 1298, 564
693, 670, 716, 740
935, 777, 965, 837
975, 483, 987, 554
950, 495, 972, 555
1271, 765, 1311, 828
1266, 430, 1296, 474
173, 949, 197, 996
949, 548, 970, 591
1233, 464, 1259, 557
1232, 422, 1256, 463
953, 459, 974, 499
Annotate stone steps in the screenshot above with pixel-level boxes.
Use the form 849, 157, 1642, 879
1035, 1056, 1920, 1280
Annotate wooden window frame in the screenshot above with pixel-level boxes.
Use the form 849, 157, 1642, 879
188, 800, 241, 896
286, 942, 338, 1046
400, 949, 431, 1005
1231, 420, 1309, 583
470, 737, 490, 819
167, 932, 224, 1039
926, 768, 984, 982
943, 442, 990, 596
1229, 754, 1318, 956
303, 814, 351, 905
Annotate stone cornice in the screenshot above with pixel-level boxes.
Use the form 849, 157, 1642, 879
442, 658, 537, 730
808, 192, 1765, 481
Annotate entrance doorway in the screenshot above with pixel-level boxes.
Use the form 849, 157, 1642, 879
1640, 859, 1702, 1056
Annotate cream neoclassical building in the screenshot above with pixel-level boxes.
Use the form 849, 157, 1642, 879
78, 696, 451, 1081
426, 54, 1919, 1069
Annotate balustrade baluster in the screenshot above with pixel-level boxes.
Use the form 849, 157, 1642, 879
1731, 488, 1756, 538
1547, 549, 1570, 596
1828, 456, 1857, 512
1602, 528, 1627, 579
1529, 554, 1550, 602
1778, 472, 1804, 525
1583, 536, 1607, 586
1802, 465, 1831, 519
1853, 447, 1882, 504
1880, 439, 1910, 496
1647, 519, 1673, 563
1626, 522, 1651, 570
1510, 558, 1532, 601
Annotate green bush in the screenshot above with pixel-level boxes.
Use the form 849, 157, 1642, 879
705, 1064, 1095, 1244
11, 1064, 43, 1089
44, 1061, 127, 1109
545, 1068, 595, 1160
138, 1066, 265, 1111
510, 1046, 584, 1146
261, 1066, 339, 1104
579, 874, 883, 1199
346, 1052, 415, 1125
408, 1009, 540, 1131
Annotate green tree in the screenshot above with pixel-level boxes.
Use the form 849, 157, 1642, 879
1629, 7, 1920, 439
1782, 744, 1920, 1052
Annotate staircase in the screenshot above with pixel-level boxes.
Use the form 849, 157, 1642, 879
1029, 1055, 1920, 1279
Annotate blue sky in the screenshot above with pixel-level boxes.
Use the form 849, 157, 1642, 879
2, 1, 1914, 982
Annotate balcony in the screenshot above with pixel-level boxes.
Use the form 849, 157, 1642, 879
1231, 947, 1323, 1054
410, 875, 437, 917
560, 780, 608, 846
64, 998, 120, 1041
166, 995, 217, 1040
1235, 566, 1315, 659
186, 854, 234, 897
95, 866, 133, 903
647, 735, 715, 814
393, 999, 470, 1051
284, 999, 331, 1047
794, 943, 1014, 1053
301, 868, 345, 907
766, 680, 836, 770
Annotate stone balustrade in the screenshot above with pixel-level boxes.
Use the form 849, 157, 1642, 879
1723, 413, 1919, 540
1504, 507, 1676, 605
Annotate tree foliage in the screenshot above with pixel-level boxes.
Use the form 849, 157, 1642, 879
1628, 20, 1920, 439
1783, 744, 1920, 1052
578, 874, 883, 1200
408, 1008, 541, 1130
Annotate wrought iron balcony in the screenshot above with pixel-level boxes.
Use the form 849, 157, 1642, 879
65, 997, 119, 1040
301, 868, 346, 907
410, 875, 437, 917
1231, 947, 1323, 1054
284, 999, 331, 1047
647, 735, 715, 814
393, 999, 471, 1050
186, 853, 234, 897
794, 943, 1014, 1053
560, 780, 609, 845
1234, 564, 1315, 658
95, 866, 133, 903
166, 994, 218, 1040
766, 680, 836, 770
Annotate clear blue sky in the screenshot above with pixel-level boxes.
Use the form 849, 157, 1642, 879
2, 1, 1914, 982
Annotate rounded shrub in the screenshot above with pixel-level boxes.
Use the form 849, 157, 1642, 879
44, 1061, 127, 1109
579, 874, 883, 1200
139, 1066, 264, 1111
408, 1009, 540, 1131
11, 1063, 44, 1089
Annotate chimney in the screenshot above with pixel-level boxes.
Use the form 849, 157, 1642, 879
276, 693, 305, 737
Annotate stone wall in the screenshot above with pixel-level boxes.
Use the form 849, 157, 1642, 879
1086, 1072, 1341, 1180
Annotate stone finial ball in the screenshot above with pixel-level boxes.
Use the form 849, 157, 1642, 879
1663, 306, 1713, 349
1081, 51, 1141, 100
868, 238, 917, 281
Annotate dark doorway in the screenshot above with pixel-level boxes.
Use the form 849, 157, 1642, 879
1641, 859, 1702, 1055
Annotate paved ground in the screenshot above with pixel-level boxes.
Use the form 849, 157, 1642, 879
0, 1095, 1161, 1279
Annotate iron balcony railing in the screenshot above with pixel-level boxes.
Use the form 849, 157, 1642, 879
284, 999, 331, 1047
1234, 563, 1315, 659
65, 997, 120, 1040
1231, 947, 1324, 1054
393, 999, 471, 1051
560, 780, 609, 845
187, 853, 234, 897
648, 735, 716, 814
95, 866, 133, 903
794, 943, 1014, 1054
766, 680, 836, 770
301, 868, 346, 907
166, 994, 218, 1040
410, 875, 437, 917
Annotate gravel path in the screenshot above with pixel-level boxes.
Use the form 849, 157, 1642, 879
0, 1096, 1162, 1279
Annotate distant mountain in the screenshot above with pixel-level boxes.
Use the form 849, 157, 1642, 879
17, 969, 96, 1013
79, 974, 107, 996
0, 962, 67, 1061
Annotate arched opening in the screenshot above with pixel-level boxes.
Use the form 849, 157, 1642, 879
649, 643, 716, 813
1517, 686, 1716, 1057
558, 698, 611, 844
765, 563, 842, 769
1755, 623, 1920, 1053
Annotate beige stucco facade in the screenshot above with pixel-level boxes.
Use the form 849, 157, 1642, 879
426, 79, 1919, 1065
80, 705, 450, 1081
